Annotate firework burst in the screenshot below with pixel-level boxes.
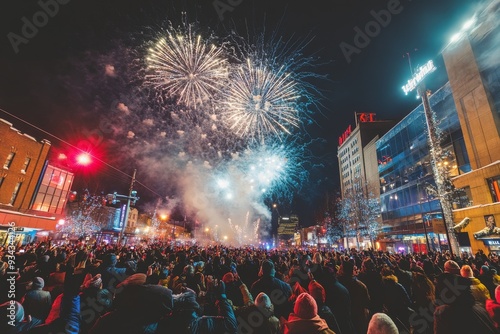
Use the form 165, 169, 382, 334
221, 58, 301, 142
145, 23, 228, 108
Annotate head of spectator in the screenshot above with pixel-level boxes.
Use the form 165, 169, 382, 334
31, 277, 44, 290
308, 280, 326, 306
259, 259, 276, 277
116, 273, 147, 289
339, 259, 354, 278
255, 292, 274, 317
367, 313, 399, 334
481, 265, 491, 276
460, 265, 475, 279
312, 252, 322, 265
293, 292, 318, 319
443, 260, 461, 275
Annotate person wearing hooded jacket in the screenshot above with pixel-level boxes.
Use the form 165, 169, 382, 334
283, 292, 335, 334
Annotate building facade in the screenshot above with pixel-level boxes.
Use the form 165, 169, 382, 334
443, 2, 500, 252
337, 113, 397, 249
376, 83, 470, 253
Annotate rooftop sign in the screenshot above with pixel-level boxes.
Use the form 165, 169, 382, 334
402, 60, 436, 95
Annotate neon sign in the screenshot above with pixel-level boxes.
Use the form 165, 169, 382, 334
402, 60, 436, 95
338, 125, 352, 146
357, 112, 376, 122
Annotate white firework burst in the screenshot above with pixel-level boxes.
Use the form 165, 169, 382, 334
145, 24, 228, 108
221, 58, 301, 142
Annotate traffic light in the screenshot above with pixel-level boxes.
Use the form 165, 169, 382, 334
131, 190, 139, 205
106, 192, 117, 205
68, 191, 77, 202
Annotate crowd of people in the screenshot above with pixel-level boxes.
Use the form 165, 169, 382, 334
2, 240, 500, 333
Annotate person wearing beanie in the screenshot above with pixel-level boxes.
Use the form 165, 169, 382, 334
486, 285, 500, 329
460, 265, 491, 304
443, 260, 461, 275
308, 280, 341, 334
251, 259, 292, 319
367, 313, 399, 334
283, 292, 335, 334
235, 292, 280, 334
20, 277, 52, 324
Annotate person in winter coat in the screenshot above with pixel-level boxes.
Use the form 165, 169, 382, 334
308, 280, 341, 334
283, 292, 335, 334
486, 285, 500, 329
379, 265, 413, 332
460, 264, 491, 304
20, 277, 51, 324
338, 259, 370, 334
251, 260, 292, 320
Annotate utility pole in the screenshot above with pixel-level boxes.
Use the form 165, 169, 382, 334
118, 169, 137, 247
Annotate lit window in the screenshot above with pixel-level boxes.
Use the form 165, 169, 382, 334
487, 176, 500, 203
3, 152, 15, 169
10, 182, 22, 205
21, 157, 31, 174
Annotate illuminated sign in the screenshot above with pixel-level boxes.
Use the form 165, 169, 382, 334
356, 112, 376, 122
338, 124, 352, 146
402, 60, 436, 95
484, 239, 500, 246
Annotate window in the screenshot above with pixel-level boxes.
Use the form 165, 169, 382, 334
0, 176, 4, 188
3, 152, 15, 169
10, 182, 22, 205
21, 157, 31, 174
488, 176, 500, 203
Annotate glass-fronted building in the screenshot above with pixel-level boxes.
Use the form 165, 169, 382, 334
376, 82, 471, 253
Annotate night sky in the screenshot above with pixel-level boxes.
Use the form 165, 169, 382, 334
0, 0, 478, 224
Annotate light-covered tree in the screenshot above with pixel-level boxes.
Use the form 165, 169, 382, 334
337, 180, 381, 249
61, 190, 107, 238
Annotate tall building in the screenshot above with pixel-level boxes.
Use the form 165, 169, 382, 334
337, 113, 397, 249
443, 1, 500, 252
376, 83, 470, 253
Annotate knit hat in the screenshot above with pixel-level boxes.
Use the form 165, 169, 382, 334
443, 260, 460, 275
367, 313, 399, 334
261, 260, 276, 276
84, 274, 103, 289
308, 280, 326, 304
460, 265, 474, 278
255, 292, 274, 317
294, 292, 318, 319
481, 265, 490, 275
32, 277, 44, 289
117, 273, 147, 288
222, 272, 235, 284
255, 292, 273, 309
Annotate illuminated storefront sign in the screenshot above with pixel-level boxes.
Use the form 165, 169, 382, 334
483, 239, 500, 246
402, 60, 436, 95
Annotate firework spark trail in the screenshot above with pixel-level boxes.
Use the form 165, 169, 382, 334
145, 23, 228, 108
